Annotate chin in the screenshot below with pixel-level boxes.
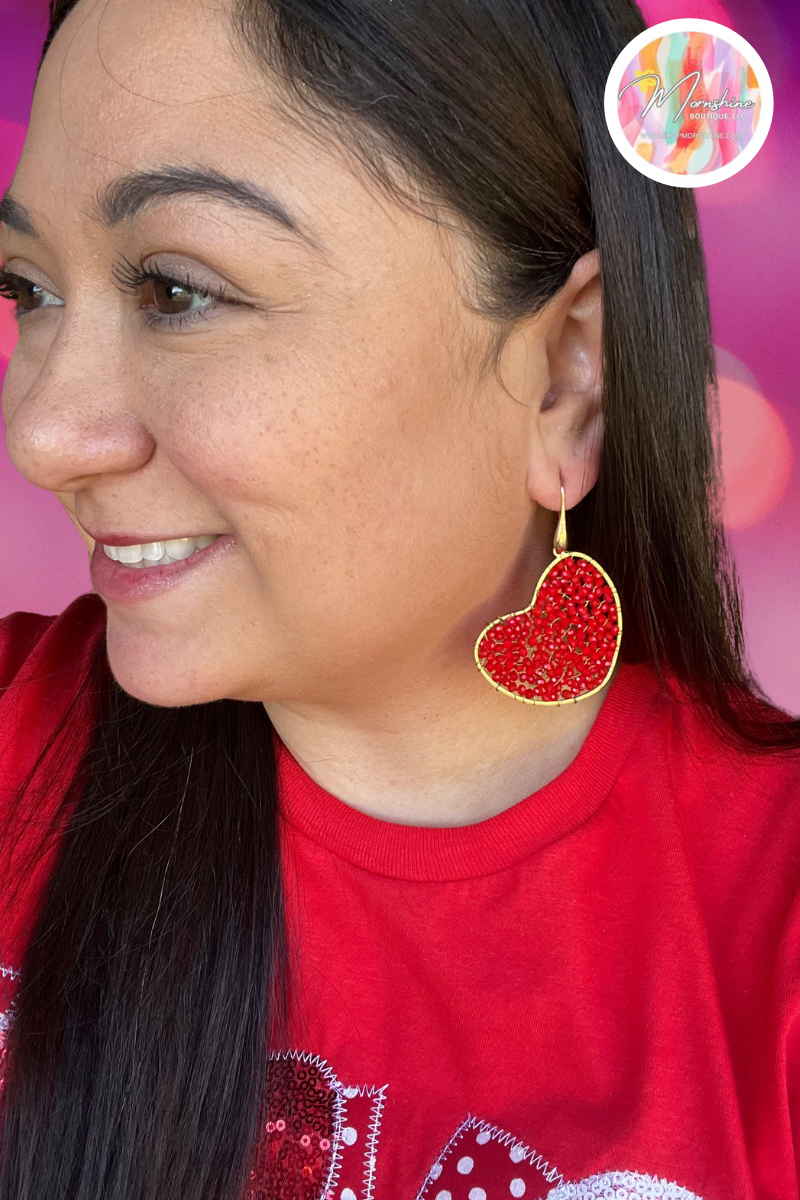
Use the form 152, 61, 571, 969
104, 617, 242, 709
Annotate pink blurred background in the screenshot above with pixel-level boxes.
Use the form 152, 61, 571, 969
1, 0, 798, 713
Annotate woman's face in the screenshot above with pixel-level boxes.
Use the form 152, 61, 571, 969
1, 0, 595, 711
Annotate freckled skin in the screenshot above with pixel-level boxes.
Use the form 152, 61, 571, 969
1, 0, 608, 824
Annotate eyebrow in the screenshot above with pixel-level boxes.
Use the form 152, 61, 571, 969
0, 195, 39, 238
1, 165, 322, 253
96, 164, 321, 250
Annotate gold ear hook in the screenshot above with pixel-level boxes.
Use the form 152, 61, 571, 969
553, 486, 568, 556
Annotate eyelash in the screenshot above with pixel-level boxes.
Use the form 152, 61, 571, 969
0, 268, 46, 308
112, 256, 233, 329
0, 260, 234, 331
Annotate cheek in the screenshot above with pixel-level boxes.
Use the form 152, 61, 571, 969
139, 317, 528, 675
150, 364, 338, 518
102, 338, 532, 706
148, 336, 416, 529
154, 330, 519, 576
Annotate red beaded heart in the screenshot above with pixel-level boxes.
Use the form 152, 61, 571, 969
474, 552, 622, 705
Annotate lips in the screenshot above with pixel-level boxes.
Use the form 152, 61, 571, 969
90, 534, 235, 604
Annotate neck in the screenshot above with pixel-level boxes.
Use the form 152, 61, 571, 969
264, 661, 614, 828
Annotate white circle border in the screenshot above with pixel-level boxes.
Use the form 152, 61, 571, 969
603, 18, 774, 188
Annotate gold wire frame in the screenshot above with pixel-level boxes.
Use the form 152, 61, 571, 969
474, 549, 623, 705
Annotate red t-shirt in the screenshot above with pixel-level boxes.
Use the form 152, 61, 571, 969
2, 593, 800, 1200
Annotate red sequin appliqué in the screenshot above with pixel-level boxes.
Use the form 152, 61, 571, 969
476, 553, 620, 704
246, 1056, 336, 1200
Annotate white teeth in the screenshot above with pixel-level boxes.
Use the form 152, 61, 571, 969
102, 535, 220, 567
164, 538, 195, 561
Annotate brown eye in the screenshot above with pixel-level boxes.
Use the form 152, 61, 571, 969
111, 260, 225, 325
8, 279, 63, 312
149, 278, 207, 315
17, 281, 44, 311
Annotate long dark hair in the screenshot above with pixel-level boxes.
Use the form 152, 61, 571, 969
3, 0, 799, 1198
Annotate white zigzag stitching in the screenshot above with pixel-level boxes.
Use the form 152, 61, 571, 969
341, 1083, 388, 1200
472, 1117, 562, 1185
414, 1113, 562, 1198
0, 964, 20, 980
267, 1049, 346, 1199
268, 1050, 390, 1200
414, 1113, 470, 1198
363, 1085, 387, 1200
546, 1170, 703, 1199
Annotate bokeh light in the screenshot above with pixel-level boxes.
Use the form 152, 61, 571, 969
716, 372, 792, 529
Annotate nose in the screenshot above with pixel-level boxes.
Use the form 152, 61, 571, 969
4, 334, 155, 493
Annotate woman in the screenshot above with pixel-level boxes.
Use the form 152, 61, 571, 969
0, 0, 798, 1197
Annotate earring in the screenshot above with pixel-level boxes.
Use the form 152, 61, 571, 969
474, 487, 622, 705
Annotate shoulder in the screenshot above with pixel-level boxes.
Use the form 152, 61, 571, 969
610, 660, 800, 804
0, 610, 58, 690
0, 593, 106, 972
0, 591, 106, 696
630, 664, 800, 907
0, 591, 106, 792
610, 662, 800, 882
653, 671, 800, 815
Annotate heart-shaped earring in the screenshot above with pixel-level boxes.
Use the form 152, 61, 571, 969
474, 487, 622, 705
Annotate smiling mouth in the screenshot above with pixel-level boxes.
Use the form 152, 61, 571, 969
101, 535, 220, 568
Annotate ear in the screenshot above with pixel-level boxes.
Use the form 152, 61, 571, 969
524, 250, 603, 513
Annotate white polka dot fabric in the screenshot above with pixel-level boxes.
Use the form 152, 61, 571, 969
2, 1015, 706, 1200
416, 1118, 559, 1200
415, 1118, 702, 1200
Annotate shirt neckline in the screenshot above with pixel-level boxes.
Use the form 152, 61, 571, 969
276, 661, 663, 881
